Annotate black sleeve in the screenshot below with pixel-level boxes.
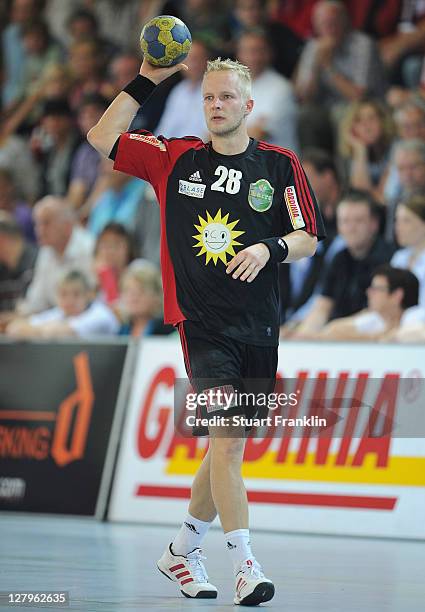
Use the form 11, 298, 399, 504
108, 137, 120, 161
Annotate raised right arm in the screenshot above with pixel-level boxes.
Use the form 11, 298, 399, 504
87, 59, 188, 158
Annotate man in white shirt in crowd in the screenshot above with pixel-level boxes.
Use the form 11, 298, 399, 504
316, 264, 419, 341
236, 29, 298, 151
155, 39, 212, 140
18, 196, 94, 315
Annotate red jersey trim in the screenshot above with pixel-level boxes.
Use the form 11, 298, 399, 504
258, 142, 317, 234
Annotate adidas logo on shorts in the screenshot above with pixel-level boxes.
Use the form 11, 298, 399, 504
188, 171, 202, 182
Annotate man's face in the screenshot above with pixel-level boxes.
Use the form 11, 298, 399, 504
235, 0, 264, 29
336, 201, 377, 252
57, 282, 90, 317
395, 108, 425, 141
366, 275, 394, 314
303, 162, 335, 207
111, 56, 139, 89
395, 150, 425, 193
185, 42, 209, 83
202, 71, 252, 136
42, 114, 72, 143
313, 3, 346, 41
395, 204, 425, 248
95, 231, 130, 271
78, 103, 104, 136
236, 34, 270, 77
121, 277, 159, 319
34, 208, 67, 248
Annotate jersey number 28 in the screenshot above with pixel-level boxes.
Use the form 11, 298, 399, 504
211, 166, 242, 195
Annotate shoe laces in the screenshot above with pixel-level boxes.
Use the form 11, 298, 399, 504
186, 548, 208, 583
239, 558, 265, 580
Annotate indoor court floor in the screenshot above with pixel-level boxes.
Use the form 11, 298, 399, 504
0, 514, 424, 611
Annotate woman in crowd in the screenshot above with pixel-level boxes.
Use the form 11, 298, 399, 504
391, 194, 425, 305
93, 222, 135, 305
339, 99, 395, 202
119, 259, 174, 337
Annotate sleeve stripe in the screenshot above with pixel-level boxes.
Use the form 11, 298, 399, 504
258, 143, 317, 233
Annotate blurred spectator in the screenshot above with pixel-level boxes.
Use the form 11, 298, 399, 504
385, 139, 425, 240
379, 1, 425, 88
0, 213, 37, 316
384, 99, 425, 205
68, 39, 109, 109
66, 8, 119, 64
86, 158, 146, 236
0, 133, 40, 201
345, 0, 401, 39
2, 0, 40, 108
230, 0, 303, 77
134, 184, 161, 266
269, 0, 318, 41
391, 195, 425, 304
338, 99, 395, 202
94, 222, 135, 305
103, 52, 140, 99
318, 264, 419, 340
18, 196, 94, 315
7, 269, 119, 338
295, 0, 386, 151
67, 93, 109, 212
182, 0, 231, 53
0, 169, 35, 241
292, 190, 394, 338
119, 259, 174, 337
236, 30, 298, 150
155, 39, 211, 139
20, 19, 63, 99
32, 98, 81, 197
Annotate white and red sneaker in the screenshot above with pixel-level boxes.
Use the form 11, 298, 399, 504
157, 544, 218, 599
234, 558, 275, 606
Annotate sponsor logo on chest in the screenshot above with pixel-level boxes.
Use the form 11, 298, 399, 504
248, 179, 274, 212
179, 179, 206, 199
284, 186, 305, 229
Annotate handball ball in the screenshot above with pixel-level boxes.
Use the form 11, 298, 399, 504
140, 15, 192, 67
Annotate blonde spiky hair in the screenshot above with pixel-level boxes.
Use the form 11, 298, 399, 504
203, 58, 252, 101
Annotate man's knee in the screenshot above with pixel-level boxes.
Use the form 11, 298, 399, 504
209, 426, 246, 462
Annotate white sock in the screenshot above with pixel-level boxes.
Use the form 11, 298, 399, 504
225, 528, 253, 571
171, 513, 212, 556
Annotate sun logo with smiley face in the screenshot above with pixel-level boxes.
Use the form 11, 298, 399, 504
193, 209, 245, 265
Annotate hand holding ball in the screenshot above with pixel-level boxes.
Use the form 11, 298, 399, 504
140, 15, 192, 67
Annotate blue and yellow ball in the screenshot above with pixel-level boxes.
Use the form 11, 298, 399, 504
140, 15, 192, 67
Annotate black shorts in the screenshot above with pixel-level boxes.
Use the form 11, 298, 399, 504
177, 320, 278, 436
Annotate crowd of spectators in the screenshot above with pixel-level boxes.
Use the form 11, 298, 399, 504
1, 0, 425, 343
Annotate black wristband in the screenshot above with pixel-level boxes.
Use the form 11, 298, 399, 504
122, 74, 156, 105
259, 237, 289, 263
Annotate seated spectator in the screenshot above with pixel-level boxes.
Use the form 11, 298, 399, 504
18, 196, 94, 315
33, 98, 81, 197
65, 8, 119, 65
1, 0, 40, 108
230, 0, 303, 78
294, 0, 386, 152
280, 149, 345, 329
119, 259, 174, 337
94, 222, 135, 305
20, 19, 63, 99
155, 39, 212, 140
68, 39, 109, 110
86, 159, 146, 236
103, 52, 140, 99
67, 93, 109, 212
0, 169, 35, 241
6, 269, 119, 339
292, 190, 394, 338
134, 184, 161, 266
0, 214, 37, 321
318, 265, 419, 340
236, 30, 298, 150
0, 133, 40, 201
339, 99, 395, 202
182, 0, 231, 53
385, 139, 425, 240
269, 0, 317, 42
391, 195, 425, 304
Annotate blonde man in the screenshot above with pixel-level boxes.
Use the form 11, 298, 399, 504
88, 54, 325, 606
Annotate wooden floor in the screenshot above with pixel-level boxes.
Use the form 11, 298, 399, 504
0, 514, 424, 611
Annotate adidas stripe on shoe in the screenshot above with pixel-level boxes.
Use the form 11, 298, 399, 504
234, 558, 275, 606
157, 543, 218, 599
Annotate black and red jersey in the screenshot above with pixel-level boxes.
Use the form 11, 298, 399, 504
111, 131, 325, 346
